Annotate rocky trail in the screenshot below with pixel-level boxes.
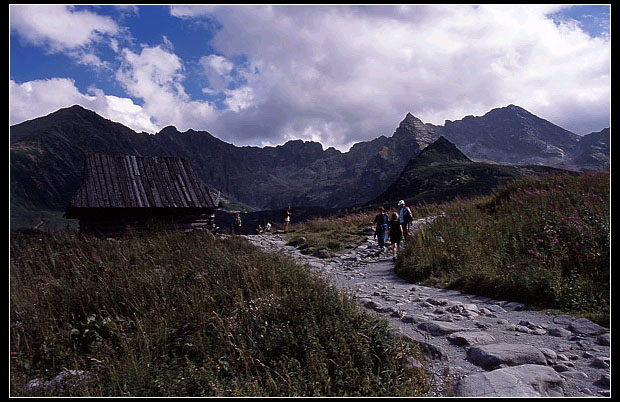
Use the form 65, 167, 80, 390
244, 217, 611, 397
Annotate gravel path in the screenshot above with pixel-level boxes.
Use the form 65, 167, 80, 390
244, 217, 611, 397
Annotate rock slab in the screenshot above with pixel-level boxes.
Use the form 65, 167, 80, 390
467, 343, 547, 369
453, 364, 564, 397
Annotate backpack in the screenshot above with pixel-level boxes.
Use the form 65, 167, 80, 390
403, 207, 414, 223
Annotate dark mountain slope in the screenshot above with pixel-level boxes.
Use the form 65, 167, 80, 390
439, 104, 581, 165
369, 136, 568, 206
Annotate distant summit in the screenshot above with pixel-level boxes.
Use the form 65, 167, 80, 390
369, 136, 565, 206
441, 104, 582, 165
407, 136, 473, 167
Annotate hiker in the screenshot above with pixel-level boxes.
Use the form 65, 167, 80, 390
264, 221, 272, 233
373, 206, 389, 253
388, 212, 403, 261
398, 200, 414, 242
283, 206, 292, 232
256, 224, 264, 234
232, 212, 242, 235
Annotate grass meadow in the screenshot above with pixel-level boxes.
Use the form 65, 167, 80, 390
10, 230, 429, 397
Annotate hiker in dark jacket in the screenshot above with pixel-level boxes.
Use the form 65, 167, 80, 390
398, 200, 414, 242
373, 207, 389, 253
388, 212, 403, 261
232, 212, 242, 235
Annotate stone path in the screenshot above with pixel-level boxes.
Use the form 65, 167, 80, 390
244, 217, 611, 397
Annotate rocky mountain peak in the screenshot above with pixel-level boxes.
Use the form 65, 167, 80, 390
397, 112, 425, 131
409, 136, 473, 167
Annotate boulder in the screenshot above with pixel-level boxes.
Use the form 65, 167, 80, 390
548, 327, 572, 337
467, 343, 547, 369
447, 331, 495, 346
568, 318, 607, 336
417, 321, 471, 336
453, 364, 564, 397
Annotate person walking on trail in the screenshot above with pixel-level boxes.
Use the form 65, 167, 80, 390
373, 206, 389, 253
388, 212, 403, 261
398, 200, 414, 242
233, 212, 242, 235
283, 206, 292, 232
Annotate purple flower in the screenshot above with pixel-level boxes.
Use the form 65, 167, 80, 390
537, 238, 544, 244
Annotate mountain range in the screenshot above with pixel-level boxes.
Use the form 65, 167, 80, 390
10, 104, 609, 230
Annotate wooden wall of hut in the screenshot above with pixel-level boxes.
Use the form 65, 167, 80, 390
76, 209, 216, 237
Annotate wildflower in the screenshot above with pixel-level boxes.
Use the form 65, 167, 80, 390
537, 238, 544, 244
528, 249, 536, 255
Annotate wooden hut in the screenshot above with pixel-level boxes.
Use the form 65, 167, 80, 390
65, 153, 220, 236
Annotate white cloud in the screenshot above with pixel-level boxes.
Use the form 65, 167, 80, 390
115, 45, 218, 131
224, 86, 255, 112
9, 5, 610, 151
171, 5, 610, 149
199, 54, 234, 92
9, 5, 119, 52
9, 78, 158, 133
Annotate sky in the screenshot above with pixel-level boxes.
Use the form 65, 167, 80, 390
9, 4, 611, 152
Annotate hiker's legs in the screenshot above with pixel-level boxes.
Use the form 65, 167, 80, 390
401, 223, 409, 241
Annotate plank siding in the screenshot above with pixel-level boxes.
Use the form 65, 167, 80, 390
68, 153, 217, 211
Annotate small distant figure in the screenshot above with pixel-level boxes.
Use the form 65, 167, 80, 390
398, 200, 414, 242
373, 206, 389, 253
232, 212, 242, 235
388, 212, 403, 261
283, 206, 292, 232
264, 221, 272, 233
256, 224, 264, 234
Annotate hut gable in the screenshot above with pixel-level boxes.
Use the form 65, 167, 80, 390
66, 153, 218, 235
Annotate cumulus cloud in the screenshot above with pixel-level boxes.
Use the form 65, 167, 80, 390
172, 4, 610, 149
9, 78, 158, 133
115, 45, 218, 131
9, 5, 119, 52
10, 5, 610, 151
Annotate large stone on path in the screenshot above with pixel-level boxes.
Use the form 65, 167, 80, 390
447, 331, 495, 346
417, 321, 470, 336
568, 317, 607, 336
467, 343, 547, 369
453, 364, 564, 397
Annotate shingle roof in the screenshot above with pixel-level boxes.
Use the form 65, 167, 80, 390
67, 153, 217, 210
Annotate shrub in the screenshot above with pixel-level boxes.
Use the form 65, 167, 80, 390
396, 170, 610, 325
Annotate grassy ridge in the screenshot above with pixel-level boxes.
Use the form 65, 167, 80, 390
396, 170, 610, 325
10, 230, 429, 397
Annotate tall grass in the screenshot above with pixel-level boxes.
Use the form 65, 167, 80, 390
10, 230, 429, 396
396, 170, 610, 325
